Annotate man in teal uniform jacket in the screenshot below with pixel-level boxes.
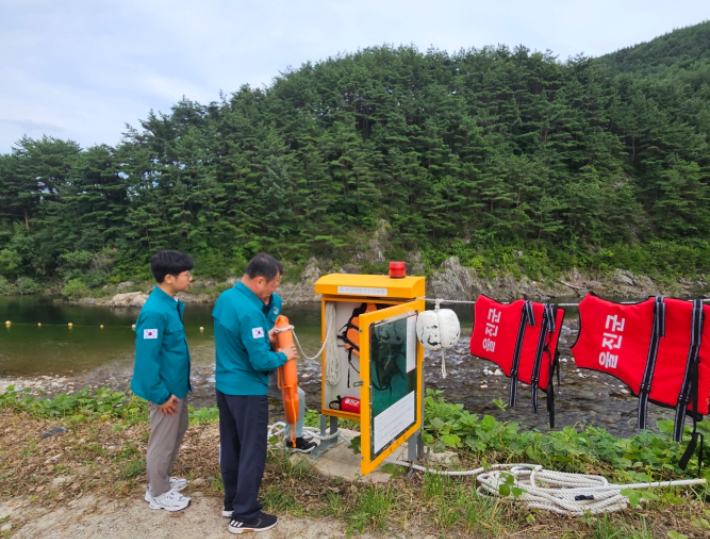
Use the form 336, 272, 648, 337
213, 253, 298, 534
131, 250, 193, 512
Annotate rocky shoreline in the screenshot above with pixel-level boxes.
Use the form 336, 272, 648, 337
58, 257, 710, 309
0, 319, 676, 440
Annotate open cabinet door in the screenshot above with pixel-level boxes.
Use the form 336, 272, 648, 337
359, 299, 425, 475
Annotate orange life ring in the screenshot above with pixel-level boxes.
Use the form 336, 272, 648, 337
275, 315, 299, 447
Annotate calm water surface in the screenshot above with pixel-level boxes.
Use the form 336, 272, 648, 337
0, 296, 332, 376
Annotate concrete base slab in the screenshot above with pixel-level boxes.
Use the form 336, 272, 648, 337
292, 429, 409, 483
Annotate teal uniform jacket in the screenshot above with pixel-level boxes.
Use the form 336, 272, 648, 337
130, 286, 191, 405
264, 293, 282, 327
213, 282, 287, 396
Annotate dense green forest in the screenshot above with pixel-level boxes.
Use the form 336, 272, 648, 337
2, 21, 710, 294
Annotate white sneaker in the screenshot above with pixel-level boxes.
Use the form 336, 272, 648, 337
144, 477, 188, 502
146, 490, 191, 512
168, 477, 187, 492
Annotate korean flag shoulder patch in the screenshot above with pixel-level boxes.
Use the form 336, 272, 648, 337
144, 329, 158, 339
252, 327, 265, 339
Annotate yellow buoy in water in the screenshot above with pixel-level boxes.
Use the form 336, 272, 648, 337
68, 322, 73, 328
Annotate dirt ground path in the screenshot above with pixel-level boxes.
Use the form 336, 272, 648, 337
1, 494, 427, 538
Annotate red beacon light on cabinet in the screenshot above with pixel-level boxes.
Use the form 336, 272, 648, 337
389, 261, 406, 279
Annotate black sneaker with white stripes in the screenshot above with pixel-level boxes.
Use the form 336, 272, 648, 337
228, 512, 278, 534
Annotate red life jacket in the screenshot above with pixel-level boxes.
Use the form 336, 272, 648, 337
572, 295, 656, 399
572, 294, 709, 469
654, 299, 710, 436
470, 295, 565, 427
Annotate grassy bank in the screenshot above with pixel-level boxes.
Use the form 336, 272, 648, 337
1, 386, 709, 538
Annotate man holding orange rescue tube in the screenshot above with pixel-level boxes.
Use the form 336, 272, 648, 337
213, 253, 298, 534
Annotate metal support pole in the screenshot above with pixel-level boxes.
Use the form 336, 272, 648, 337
406, 359, 426, 462
319, 413, 327, 437
311, 414, 340, 459
330, 415, 338, 435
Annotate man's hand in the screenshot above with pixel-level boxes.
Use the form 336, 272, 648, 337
157, 395, 180, 416
268, 327, 279, 349
278, 344, 299, 362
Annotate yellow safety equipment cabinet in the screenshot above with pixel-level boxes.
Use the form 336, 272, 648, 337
314, 273, 425, 474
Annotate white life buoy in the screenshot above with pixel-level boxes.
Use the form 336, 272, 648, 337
416, 301, 461, 379
416, 309, 460, 350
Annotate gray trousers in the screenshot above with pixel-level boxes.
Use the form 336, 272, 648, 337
147, 395, 189, 497
267, 372, 305, 438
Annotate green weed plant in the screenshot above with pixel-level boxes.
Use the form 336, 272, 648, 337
0, 385, 147, 424
423, 389, 710, 487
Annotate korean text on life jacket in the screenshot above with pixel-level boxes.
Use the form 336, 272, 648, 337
600, 314, 625, 369
483, 308, 501, 353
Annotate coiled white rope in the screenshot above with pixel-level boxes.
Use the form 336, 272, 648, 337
477, 465, 628, 515
323, 302, 341, 385
385, 460, 706, 516
222, 422, 351, 463
267, 421, 351, 445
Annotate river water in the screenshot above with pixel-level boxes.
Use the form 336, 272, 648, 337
0, 296, 325, 376
0, 296, 674, 438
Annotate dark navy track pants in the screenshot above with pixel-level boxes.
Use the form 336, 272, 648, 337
216, 391, 269, 520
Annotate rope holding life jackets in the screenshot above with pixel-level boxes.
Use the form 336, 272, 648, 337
416, 299, 461, 379
275, 315, 299, 448
470, 295, 565, 427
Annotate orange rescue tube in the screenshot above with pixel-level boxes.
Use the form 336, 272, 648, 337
275, 315, 299, 447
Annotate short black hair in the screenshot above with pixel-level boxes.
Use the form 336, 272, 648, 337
244, 253, 283, 281
150, 250, 194, 283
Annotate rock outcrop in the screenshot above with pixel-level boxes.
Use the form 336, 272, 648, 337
426, 257, 571, 301
424, 257, 703, 301
110, 292, 148, 308
278, 258, 322, 304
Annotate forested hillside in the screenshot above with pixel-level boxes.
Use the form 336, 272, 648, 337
2, 22, 710, 293
601, 20, 710, 75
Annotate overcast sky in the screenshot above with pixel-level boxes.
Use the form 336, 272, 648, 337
0, 0, 708, 154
